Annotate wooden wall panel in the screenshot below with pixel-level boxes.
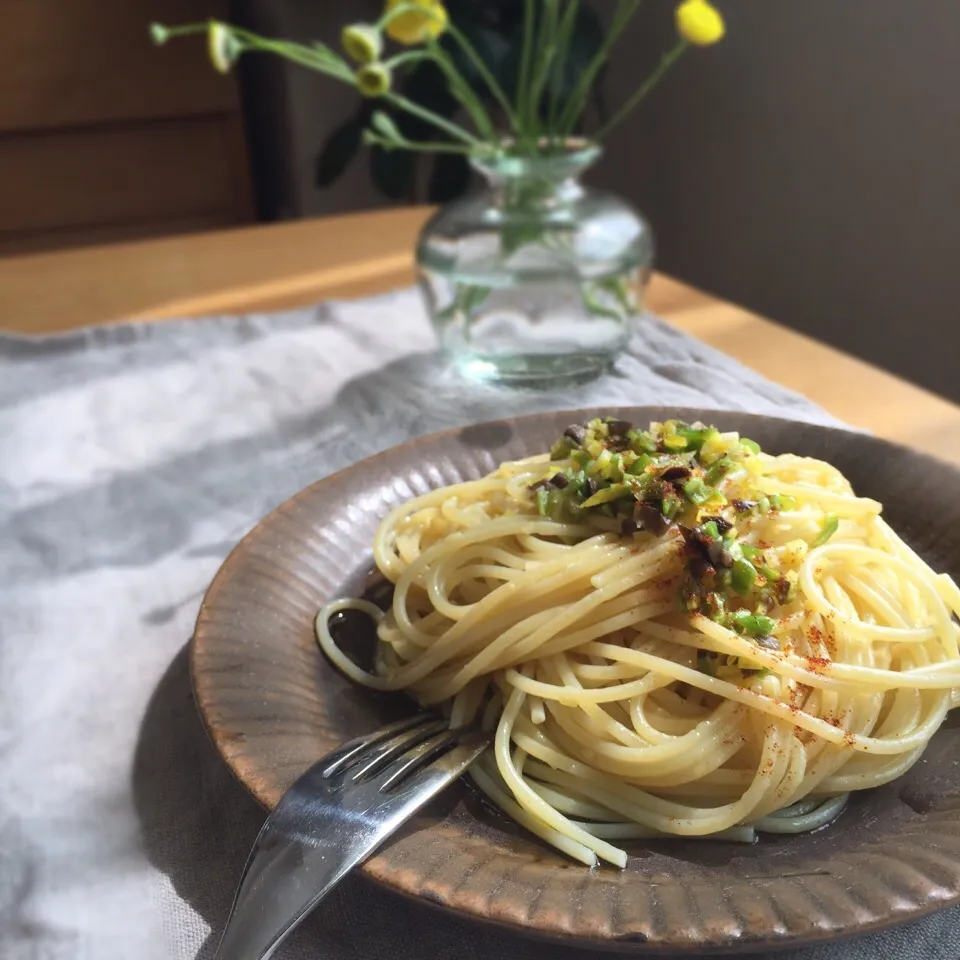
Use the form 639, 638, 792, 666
0, 0, 254, 257
0, 0, 238, 133
0, 117, 248, 237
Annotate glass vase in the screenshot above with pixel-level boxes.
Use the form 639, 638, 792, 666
416, 141, 653, 386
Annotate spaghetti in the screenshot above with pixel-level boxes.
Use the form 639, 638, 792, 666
316, 417, 960, 867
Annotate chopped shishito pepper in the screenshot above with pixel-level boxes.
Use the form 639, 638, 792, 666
728, 609, 776, 639
730, 557, 758, 595
697, 651, 718, 676
626, 429, 658, 454
542, 418, 740, 534
698, 649, 770, 682
540, 418, 796, 639
813, 514, 839, 547
700, 519, 721, 541
581, 483, 635, 509
683, 477, 719, 506
705, 457, 735, 485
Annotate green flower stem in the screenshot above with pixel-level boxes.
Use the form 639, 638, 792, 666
526, 0, 560, 144
596, 39, 688, 139
251, 38, 355, 81
546, 0, 580, 139
383, 91, 483, 146
516, 0, 537, 149
363, 131, 475, 154
426, 40, 496, 138
558, 0, 643, 135
383, 45, 494, 139
180, 21, 356, 81
445, 23, 520, 134
152, 23, 206, 40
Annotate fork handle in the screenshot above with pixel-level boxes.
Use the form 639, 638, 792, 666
213, 827, 361, 960
213, 739, 487, 960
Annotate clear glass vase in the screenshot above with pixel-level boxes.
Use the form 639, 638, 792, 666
416, 141, 653, 386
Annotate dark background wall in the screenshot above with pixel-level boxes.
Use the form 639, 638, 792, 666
236, 1, 960, 403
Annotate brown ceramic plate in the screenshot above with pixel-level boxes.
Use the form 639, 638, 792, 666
192, 407, 960, 955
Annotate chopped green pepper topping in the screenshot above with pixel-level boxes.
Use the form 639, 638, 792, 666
626, 453, 652, 476
728, 610, 776, 638
661, 491, 684, 520
683, 477, 720, 506
697, 651, 718, 676
581, 483, 635, 509
679, 426, 715, 451
627, 429, 657, 454
731, 557, 758, 595
740, 543, 763, 562
704, 457, 735, 485
550, 438, 574, 461
536, 488, 550, 516
741, 437, 761, 454
701, 519, 721, 541
814, 514, 839, 547
703, 592, 726, 621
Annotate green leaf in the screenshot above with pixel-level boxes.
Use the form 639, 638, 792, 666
547, 7, 605, 103
403, 60, 460, 123
428, 151, 472, 203
315, 117, 364, 189
371, 110, 407, 143
369, 145, 417, 202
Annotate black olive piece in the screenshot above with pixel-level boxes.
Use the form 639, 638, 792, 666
636, 503, 673, 537
660, 465, 692, 483
701, 515, 733, 533
548, 474, 569, 489
688, 557, 716, 582
563, 424, 587, 446
621, 519, 638, 536
607, 419, 634, 437
773, 578, 792, 605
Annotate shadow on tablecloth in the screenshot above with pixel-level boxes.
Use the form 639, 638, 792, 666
129, 647, 603, 960
130, 646, 960, 960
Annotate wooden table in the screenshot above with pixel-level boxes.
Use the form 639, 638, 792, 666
2, 207, 958, 466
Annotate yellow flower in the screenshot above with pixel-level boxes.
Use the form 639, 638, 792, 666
342, 23, 383, 64
207, 21, 242, 73
356, 62, 393, 97
675, 0, 725, 46
384, 0, 448, 47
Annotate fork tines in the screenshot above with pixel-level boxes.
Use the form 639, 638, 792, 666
322, 714, 488, 794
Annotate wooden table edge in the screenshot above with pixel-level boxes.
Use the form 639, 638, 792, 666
0, 208, 957, 466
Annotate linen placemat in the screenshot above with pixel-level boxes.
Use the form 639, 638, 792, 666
2, 287, 957, 960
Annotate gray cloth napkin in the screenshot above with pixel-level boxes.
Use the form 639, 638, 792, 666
1, 287, 957, 960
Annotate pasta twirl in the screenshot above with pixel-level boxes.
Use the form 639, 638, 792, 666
316, 418, 960, 867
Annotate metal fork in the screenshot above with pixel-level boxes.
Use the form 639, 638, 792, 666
212, 714, 490, 960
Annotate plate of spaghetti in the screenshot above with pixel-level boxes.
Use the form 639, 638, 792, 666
193, 408, 960, 953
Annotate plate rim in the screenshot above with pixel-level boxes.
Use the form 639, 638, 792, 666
191, 405, 960, 953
